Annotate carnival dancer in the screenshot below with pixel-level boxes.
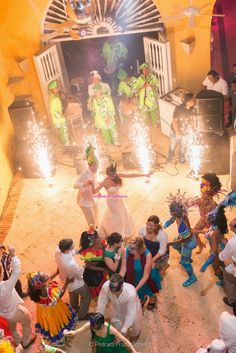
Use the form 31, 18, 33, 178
125, 237, 162, 310
64, 313, 139, 353
163, 190, 197, 287
74, 144, 99, 227
88, 71, 119, 146
48, 80, 69, 145
117, 69, 137, 123
134, 62, 159, 126
189, 173, 222, 254
27, 272, 76, 346
97, 274, 142, 342
79, 227, 108, 299
200, 190, 236, 285
90, 163, 150, 241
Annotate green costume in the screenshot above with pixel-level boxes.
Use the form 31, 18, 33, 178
135, 63, 159, 126
88, 81, 119, 145
48, 80, 69, 145
92, 323, 129, 353
117, 69, 137, 123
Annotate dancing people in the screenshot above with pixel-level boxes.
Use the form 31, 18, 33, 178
125, 237, 162, 310
139, 215, 169, 275
189, 173, 222, 254
91, 163, 150, 241
104, 233, 126, 277
163, 190, 197, 287
79, 227, 108, 299
97, 274, 142, 342
27, 272, 76, 346
88, 70, 119, 146
74, 144, 99, 226
64, 313, 139, 353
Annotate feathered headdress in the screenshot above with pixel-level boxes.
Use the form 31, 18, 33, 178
85, 144, 98, 165
167, 190, 189, 218
0, 340, 15, 353
200, 173, 222, 197
87, 224, 97, 246
208, 189, 236, 222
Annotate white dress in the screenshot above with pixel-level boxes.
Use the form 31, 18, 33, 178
98, 186, 136, 239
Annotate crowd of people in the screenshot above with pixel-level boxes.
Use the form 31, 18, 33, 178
1, 139, 236, 353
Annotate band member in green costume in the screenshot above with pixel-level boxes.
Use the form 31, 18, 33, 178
48, 80, 69, 145
135, 63, 159, 126
88, 71, 119, 146
117, 69, 137, 123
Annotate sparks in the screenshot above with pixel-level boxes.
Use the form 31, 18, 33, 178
187, 129, 204, 177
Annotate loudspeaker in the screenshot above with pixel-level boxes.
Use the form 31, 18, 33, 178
200, 132, 229, 174
8, 100, 36, 141
196, 90, 224, 132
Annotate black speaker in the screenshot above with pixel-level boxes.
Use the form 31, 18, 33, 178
8, 100, 37, 141
196, 90, 224, 132
200, 132, 229, 174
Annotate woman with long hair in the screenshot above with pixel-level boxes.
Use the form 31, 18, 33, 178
27, 272, 76, 347
200, 207, 228, 286
90, 163, 150, 241
125, 236, 162, 310
79, 227, 108, 299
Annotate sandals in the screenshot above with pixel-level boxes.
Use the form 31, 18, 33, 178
147, 302, 156, 311
141, 295, 150, 309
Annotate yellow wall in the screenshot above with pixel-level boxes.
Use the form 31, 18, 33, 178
0, 0, 215, 214
156, 0, 216, 92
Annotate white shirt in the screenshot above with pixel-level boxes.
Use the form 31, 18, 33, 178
219, 311, 236, 353
219, 234, 236, 277
139, 226, 168, 256
54, 248, 85, 291
97, 281, 141, 334
202, 76, 228, 95
0, 256, 23, 319
74, 168, 97, 208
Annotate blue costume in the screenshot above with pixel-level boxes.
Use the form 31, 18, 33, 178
163, 216, 197, 287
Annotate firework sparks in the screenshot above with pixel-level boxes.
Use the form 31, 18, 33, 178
27, 121, 54, 179
187, 129, 204, 177
131, 114, 154, 173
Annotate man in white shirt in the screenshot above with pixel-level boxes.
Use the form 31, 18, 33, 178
219, 311, 236, 353
55, 238, 91, 320
74, 145, 99, 226
97, 274, 142, 341
219, 218, 236, 310
202, 69, 228, 96
139, 215, 169, 273
0, 246, 36, 348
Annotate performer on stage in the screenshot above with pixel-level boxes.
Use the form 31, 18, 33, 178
189, 173, 222, 254
117, 69, 137, 123
135, 63, 159, 127
90, 163, 150, 241
74, 144, 99, 227
88, 71, 119, 146
48, 80, 69, 145
163, 190, 197, 287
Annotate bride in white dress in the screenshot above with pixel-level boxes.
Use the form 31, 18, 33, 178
90, 164, 150, 240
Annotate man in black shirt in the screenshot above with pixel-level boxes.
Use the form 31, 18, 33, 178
166, 93, 196, 163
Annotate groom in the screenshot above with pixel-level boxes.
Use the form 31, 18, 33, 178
74, 145, 99, 227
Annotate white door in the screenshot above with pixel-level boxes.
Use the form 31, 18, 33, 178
143, 36, 173, 96
33, 43, 70, 120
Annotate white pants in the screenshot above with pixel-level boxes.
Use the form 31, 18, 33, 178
80, 204, 98, 227
111, 307, 142, 337
7, 304, 33, 346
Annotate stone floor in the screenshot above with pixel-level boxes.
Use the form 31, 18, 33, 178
1, 125, 236, 353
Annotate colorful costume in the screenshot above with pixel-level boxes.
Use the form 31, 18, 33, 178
117, 69, 137, 123
88, 72, 119, 145
189, 173, 222, 254
126, 248, 162, 301
80, 241, 108, 298
48, 80, 69, 145
163, 190, 197, 287
134, 63, 159, 126
34, 280, 76, 346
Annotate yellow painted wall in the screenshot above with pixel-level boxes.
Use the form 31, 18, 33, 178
0, 0, 215, 215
